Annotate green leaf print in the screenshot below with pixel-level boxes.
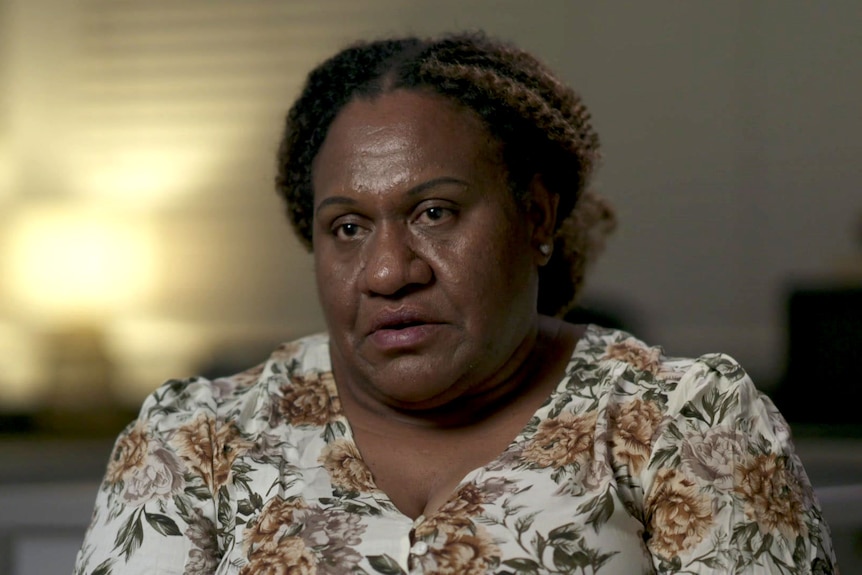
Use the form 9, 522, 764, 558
531, 531, 548, 562
91, 559, 113, 575
575, 489, 615, 532
114, 511, 144, 561
702, 355, 747, 381
185, 484, 212, 501
698, 556, 725, 569
679, 401, 709, 425
237, 498, 256, 516
651, 446, 677, 470
501, 557, 541, 575
173, 493, 194, 522
144, 511, 182, 536
515, 511, 539, 535
658, 554, 682, 572
593, 550, 618, 571
547, 522, 582, 542
367, 554, 407, 575
701, 386, 721, 421
792, 535, 807, 567
730, 521, 760, 552
664, 421, 684, 441
552, 546, 590, 571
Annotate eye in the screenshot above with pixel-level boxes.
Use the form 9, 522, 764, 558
416, 205, 456, 225
332, 221, 367, 241
424, 207, 447, 221
339, 223, 358, 236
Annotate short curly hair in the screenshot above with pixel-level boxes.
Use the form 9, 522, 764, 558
276, 32, 616, 317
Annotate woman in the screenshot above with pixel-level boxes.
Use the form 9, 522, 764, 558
75, 33, 837, 574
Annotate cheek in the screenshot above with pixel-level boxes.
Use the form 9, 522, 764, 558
436, 221, 535, 302
314, 251, 356, 316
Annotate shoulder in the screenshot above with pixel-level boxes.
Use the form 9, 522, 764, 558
75, 334, 331, 573
136, 332, 332, 433
574, 327, 838, 571
576, 324, 755, 402
573, 325, 784, 459
570, 325, 770, 473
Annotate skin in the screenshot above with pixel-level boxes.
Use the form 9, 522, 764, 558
311, 89, 580, 517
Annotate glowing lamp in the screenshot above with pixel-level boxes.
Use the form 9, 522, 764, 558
6, 206, 154, 323
3, 205, 156, 419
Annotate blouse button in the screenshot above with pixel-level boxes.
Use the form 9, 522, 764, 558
410, 541, 429, 556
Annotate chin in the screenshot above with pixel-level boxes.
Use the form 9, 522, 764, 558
365, 358, 459, 403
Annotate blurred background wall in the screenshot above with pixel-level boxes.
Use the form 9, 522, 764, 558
0, 2, 860, 572
0, 0, 860, 410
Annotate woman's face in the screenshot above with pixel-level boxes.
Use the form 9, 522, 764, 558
311, 89, 552, 410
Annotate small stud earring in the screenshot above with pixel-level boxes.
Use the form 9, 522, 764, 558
539, 244, 551, 256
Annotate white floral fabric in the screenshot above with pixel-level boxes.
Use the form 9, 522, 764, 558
75, 325, 838, 574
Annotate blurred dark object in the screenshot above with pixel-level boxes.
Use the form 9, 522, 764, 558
775, 287, 862, 425
0, 414, 37, 435
566, 306, 627, 330
565, 297, 640, 333
0, 438, 115, 483
0, 409, 134, 438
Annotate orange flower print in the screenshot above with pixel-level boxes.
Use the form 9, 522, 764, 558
420, 526, 501, 575
645, 468, 713, 559
171, 414, 250, 493
243, 497, 309, 557
734, 454, 807, 539
416, 484, 483, 539
105, 422, 185, 505
319, 439, 377, 493
521, 411, 597, 469
603, 339, 661, 375
609, 398, 663, 475
213, 421, 252, 491
240, 536, 316, 575
280, 371, 341, 426
106, 422, 149, 485
417, 478, 515, 539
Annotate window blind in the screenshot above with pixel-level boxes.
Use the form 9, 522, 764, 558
68, 0, 407, 208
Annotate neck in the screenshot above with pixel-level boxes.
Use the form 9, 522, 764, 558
336, 317, 579, 432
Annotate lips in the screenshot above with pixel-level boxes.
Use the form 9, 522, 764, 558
368, 308, 438, 332
366, 308, 442, 350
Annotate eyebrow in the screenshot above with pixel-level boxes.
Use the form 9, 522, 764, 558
314, 176, 468, 216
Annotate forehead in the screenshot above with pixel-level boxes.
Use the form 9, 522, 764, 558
311, 89, 504, 195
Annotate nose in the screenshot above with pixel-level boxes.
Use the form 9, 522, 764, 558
360, 224, 432, 297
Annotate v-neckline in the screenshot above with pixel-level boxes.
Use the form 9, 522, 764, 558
326, 324, 597, 521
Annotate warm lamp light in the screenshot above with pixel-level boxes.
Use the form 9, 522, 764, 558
0, 140, 14, 202
0, 322, 42, 410
73, 146, 213, 208
3, 205, 157, 425
6, 206, 155, 323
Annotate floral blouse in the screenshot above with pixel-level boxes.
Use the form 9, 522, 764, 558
75, 325, 838, 574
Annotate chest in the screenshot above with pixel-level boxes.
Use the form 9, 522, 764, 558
352, 417, 525, 519
224, 443, 652, 575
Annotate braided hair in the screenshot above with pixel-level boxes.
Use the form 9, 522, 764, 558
276, 32, 616, 317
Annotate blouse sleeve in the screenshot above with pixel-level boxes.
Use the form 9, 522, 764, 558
639, 354, 839, 574
74, 378, 227, 575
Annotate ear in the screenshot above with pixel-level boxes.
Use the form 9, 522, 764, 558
525, 174, 559, 265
